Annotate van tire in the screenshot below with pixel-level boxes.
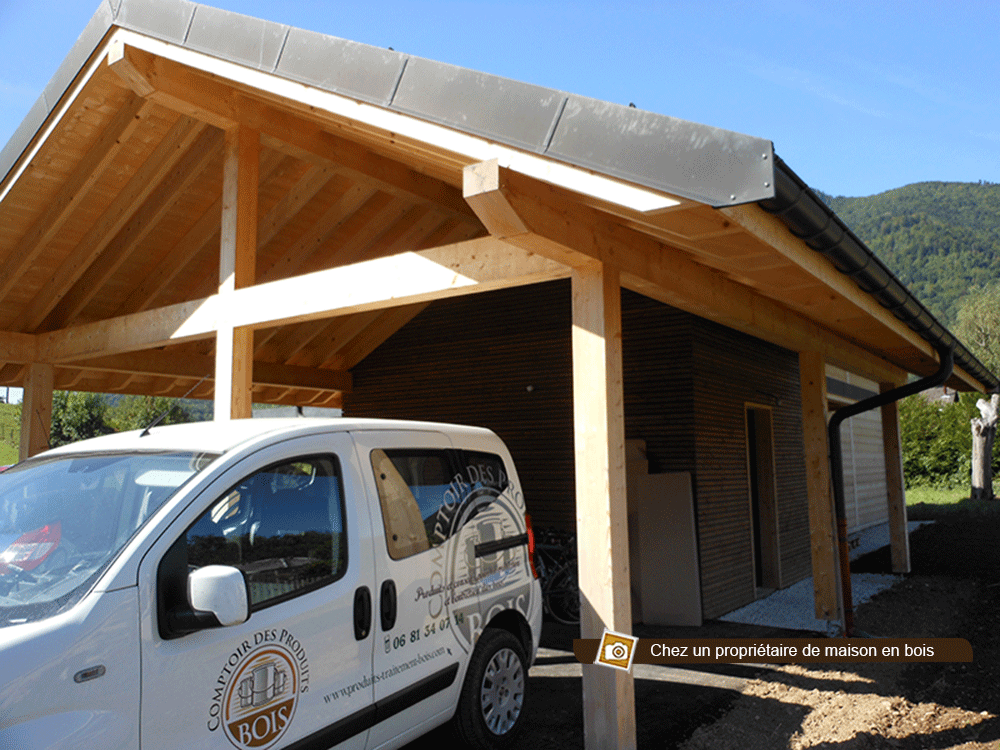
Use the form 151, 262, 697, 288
453, 627, 528, 748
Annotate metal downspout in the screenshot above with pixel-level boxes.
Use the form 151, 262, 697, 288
828, 343, 954, 636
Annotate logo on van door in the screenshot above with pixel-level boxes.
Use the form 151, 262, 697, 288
208, 630, 310, 749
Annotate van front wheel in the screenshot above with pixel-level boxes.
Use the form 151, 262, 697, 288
454, 627, 527, 748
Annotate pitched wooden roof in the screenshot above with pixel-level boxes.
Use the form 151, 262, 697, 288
0, 0, 991, 405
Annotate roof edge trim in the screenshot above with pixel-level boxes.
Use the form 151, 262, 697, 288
760, 157, 999, 392
108, 28, 687, 214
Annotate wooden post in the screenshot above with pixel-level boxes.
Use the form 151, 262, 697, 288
798, 351, 842, 621
19, 363, 53, 460
571, 262, 636, 750
215, 126, 258, 421
880, 383, 910, 573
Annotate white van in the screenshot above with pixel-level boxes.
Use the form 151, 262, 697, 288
0, 418, 543, 750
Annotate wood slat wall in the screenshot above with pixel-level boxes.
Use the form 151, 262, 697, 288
690, 317, 809, 618
343, 280, 811, 619
842, 409, 889, 532
344, 281, 576, 529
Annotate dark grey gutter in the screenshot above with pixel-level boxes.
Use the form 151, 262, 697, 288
759, 156, 998, 391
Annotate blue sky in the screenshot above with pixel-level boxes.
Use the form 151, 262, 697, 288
0, 1, 997, 197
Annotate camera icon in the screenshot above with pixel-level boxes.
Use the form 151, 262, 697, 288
595, 629, 638, 671
604, 642, 629, 661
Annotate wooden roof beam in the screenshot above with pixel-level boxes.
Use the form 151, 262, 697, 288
42, 125, 224, 330
63, 351, 351, 393
38, 236, 569, 362
106, 29, 681, 217
254, 183, 382, 284
115, 149, 288, 316
0, 94, 150, 303
107, 42, 477, 222
17, 115, 210, 332
719, 202, 982, 391
0, 331, 38, 364
463, 159, 910, 385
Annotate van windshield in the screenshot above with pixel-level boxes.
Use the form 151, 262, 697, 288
0, 450, 218, 627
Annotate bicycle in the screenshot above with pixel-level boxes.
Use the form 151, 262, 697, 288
533, 527, 579, 625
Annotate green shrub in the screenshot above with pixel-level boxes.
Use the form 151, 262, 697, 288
899, 391, 1000, 489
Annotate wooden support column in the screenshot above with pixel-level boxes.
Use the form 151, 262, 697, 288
215, 126, 258, 421
880, 382, 910, 573
798, 351, 842, 621
572, 262, 635, 750
19, 363, 53, 460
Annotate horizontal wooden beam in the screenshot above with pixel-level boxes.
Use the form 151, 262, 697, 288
463, 160, 905, 384
463, 159, 529, 237
0, 331, 38, 364
38, 236, 568, 362
107, 43, 477, 223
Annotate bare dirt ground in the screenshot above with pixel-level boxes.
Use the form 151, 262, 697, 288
682, 502, 1000, 750
406, 502, 1000, 749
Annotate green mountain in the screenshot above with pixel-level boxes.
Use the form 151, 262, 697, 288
819, 182, 1000, 326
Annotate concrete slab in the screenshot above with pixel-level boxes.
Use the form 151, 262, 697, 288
720, 573, 902, 633
720, 521, 931, 633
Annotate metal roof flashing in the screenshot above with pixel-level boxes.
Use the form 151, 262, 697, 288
0, 0, 776, 210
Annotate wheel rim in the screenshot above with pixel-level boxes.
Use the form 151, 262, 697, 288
479, 647, 524, 735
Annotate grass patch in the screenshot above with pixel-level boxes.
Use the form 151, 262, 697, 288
907, 484, 1000, 520
906, 486, 968, 506
0, 402, 18, 465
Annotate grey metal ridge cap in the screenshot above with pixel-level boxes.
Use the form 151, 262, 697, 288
1, 0, 781, 210
760, 156, 999, 391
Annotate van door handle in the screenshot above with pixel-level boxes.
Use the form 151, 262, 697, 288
354, 586, 372, 640
380, 580, 397, 631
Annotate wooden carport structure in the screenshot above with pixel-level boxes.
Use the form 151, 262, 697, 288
1, 2, 996, 747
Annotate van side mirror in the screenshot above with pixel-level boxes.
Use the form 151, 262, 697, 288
188, 565, 249, 627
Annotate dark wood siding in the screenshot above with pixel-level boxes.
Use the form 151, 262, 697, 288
691, 317, 808, 618
344, 280, 810, 619
344, 281, 576, 529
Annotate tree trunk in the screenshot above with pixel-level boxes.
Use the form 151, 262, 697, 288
971, 394, 1000, 501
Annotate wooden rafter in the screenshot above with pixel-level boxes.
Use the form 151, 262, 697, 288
107, 44, 477, 222
0, 94, 149, 303
255, 183, 383, 284
463, 159, 909, 385
117, 149, 288, 315
42, 125, 224, 330
17, 115, 209, 332
64, 351, 351, 393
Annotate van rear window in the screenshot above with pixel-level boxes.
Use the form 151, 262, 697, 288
371, 449, 510, 560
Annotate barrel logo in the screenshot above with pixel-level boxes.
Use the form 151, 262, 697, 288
221, 646, 298, 749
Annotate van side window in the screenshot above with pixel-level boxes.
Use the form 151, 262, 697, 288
185, 455, 345, 609
371, 449, 511, 560
371, 449, 454, 560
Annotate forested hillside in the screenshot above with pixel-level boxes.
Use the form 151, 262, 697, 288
820, 182, 1000, 325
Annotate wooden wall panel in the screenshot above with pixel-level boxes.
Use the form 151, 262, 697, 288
344, 280, 812, 620
690, 317, 809, 620
344, 281, 576, 529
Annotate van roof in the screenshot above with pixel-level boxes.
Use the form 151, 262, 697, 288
36, 418, 495, 458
